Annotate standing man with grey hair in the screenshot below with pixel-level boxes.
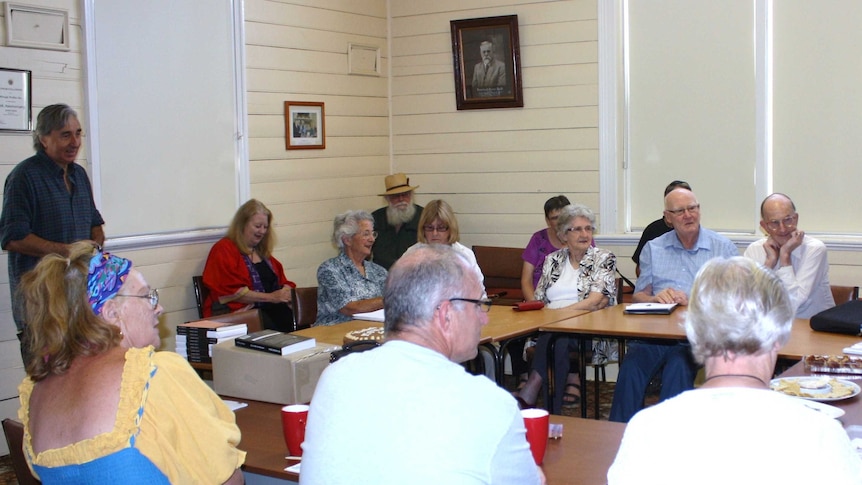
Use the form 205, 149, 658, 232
0, 103, 105, 360
744, 193, 834, 318
302, 244, 545, 485
371, 173, 423, 270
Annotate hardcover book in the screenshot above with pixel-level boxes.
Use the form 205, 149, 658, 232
235, 330, 316, 356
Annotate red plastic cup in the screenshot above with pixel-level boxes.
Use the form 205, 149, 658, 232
281, 404, 310, 456
521, 408, 550, 465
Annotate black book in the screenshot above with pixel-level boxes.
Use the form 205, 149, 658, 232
234, 330, 316, 356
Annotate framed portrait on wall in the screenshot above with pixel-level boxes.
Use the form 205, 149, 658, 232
284, 101, 325, 149
450, 15, 523, 110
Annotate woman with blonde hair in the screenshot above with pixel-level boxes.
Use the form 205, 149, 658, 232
18, 241, 245, 483
417, 199, 483, 282
203, 198, 296, 330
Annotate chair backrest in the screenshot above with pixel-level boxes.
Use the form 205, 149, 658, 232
472, 245, 524, 304
192, 275, 208, 319
2, 418, 41, 485
205, 309, 263, 333
831, 285, 860, 305
291, 287, 318, 331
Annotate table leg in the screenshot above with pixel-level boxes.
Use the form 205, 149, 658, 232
579, 337, 588, 419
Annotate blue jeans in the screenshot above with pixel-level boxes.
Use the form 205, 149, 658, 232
608, 341, 697, 423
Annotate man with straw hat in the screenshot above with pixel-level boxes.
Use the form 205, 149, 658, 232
371, 173, 423, 270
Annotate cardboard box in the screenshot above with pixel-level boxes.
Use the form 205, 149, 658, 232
213, 341, 339, 404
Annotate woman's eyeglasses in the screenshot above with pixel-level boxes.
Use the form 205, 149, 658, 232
116, 288, 159, 310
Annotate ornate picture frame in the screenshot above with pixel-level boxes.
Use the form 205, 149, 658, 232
450, 15, 524, 110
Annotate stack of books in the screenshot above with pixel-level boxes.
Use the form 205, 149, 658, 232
176, 320, 249, 364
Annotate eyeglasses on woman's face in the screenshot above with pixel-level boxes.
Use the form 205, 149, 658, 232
424, 224, 449, 233
116, 288, 159, 310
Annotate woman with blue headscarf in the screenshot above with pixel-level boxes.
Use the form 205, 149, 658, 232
16, 241, 245, 484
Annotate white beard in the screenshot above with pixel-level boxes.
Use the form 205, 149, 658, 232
386, 203, 416, 226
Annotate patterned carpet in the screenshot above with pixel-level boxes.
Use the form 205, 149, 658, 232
0, 455, 16, 485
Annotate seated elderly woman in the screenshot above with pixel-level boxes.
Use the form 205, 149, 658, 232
514, 204, 616, 411
417, 199, 483, 282
316, 210, 387, 326
17, 242, 244, 484
203, 198, 296, 331
608, 257, 862, 484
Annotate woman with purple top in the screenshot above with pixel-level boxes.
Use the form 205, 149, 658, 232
507, 196, 571, 392
520, 195, 570, 301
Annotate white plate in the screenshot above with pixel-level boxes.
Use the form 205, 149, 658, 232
799, 400, 846, 419
770, 376, 861, 402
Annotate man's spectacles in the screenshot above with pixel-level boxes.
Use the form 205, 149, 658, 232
665, 204, 701, 217
565, 225, 594, 234
424, 225, 449, 233
359, 231, 378, 239
116, 289, 159, 310
448, 298, 493, 313
765, 214, 797, 231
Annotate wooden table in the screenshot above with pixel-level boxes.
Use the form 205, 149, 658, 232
233, 398, 625, 484
539, 304, 862, 416
779, 361, 862, 427
481, 306, 590, 384
290, 307, 589, 386
292, 320, 383, 346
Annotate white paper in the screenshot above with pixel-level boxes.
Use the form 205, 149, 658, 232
222, 399, 248, 412
624, 303, 678, 312
843, 342, 862, 356
353, 309, 385, 322
285, 462, 302, 473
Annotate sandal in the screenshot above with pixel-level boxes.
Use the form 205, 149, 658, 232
515, 373, 528, 392
562, 382, 581, 408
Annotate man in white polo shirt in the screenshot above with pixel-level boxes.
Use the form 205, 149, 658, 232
744, 193, 834, 318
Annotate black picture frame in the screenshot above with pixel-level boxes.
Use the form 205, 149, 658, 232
450, 15, 523, 110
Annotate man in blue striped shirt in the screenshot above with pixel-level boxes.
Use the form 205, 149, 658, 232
0, 104, 105, 362
609, 188, 738, 422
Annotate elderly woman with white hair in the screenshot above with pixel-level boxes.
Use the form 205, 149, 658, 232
514, 204, 617, 411
608, 257, 862, 484
315, 210, 387, 326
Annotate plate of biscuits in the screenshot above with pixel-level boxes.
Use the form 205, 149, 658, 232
770, 376, 861, 402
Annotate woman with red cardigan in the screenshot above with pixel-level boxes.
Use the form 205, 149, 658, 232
202, 199, 296, 331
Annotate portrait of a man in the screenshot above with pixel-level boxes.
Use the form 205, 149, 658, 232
451, 15, 523, 110
471, 40, 507, 98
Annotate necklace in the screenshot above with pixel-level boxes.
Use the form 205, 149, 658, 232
703, 373, 768, 387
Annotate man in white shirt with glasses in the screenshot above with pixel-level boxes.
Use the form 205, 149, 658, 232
744, 193, 834, 318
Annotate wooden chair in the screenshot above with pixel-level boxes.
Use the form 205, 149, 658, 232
291, 287, 318, 331
472, 245, 525, 305
2, 418, 41, 485
831, 285, 859, 305
192, 275, 208, 319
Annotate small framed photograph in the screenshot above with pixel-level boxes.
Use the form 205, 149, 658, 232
450, 15, 524, 110
284, 101, 325, 150
0, 68, 32, 132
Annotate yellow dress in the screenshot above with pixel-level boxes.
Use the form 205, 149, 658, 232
18, 346, 246, 483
